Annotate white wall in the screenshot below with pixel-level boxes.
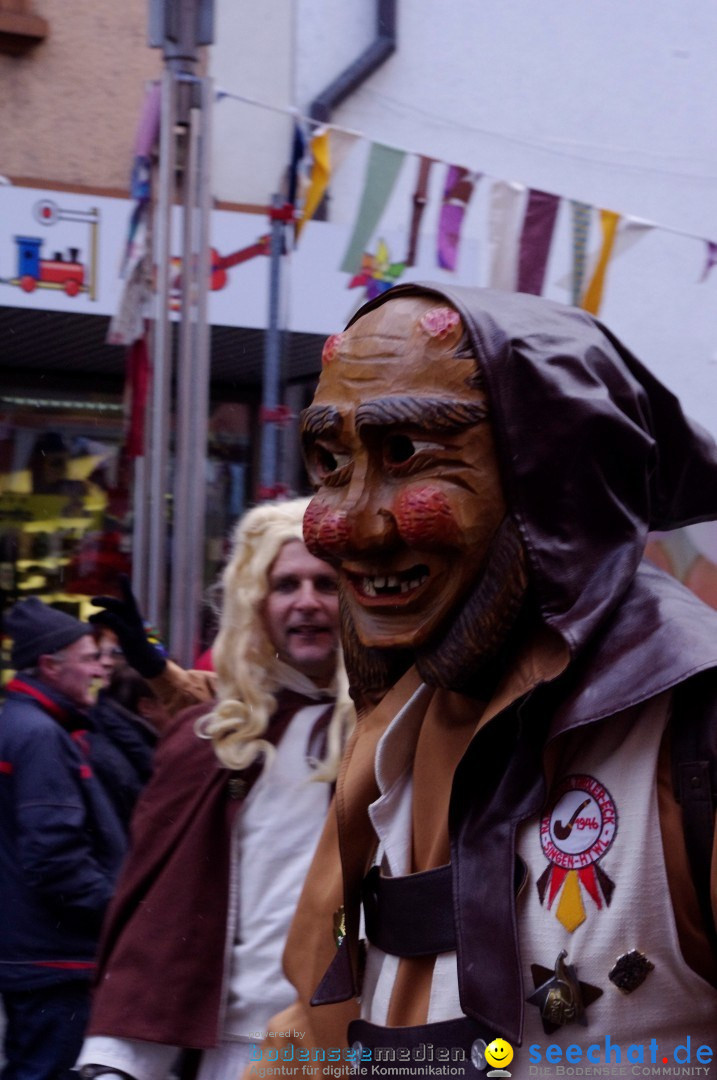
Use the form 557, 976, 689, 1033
210, 0, 717, 437
210, 0, 296, 205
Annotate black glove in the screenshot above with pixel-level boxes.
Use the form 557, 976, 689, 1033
89, 574, 167, 679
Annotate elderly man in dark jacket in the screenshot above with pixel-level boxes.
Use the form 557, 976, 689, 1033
0, 598, 126, 1080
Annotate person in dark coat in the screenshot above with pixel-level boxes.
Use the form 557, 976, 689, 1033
0, 598, 127, 1080
87, 663, 164, 831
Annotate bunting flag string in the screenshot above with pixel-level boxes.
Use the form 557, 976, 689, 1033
339, 143, 407, 274
517, 189, 561, 295
212, 87, 717, 310
437, 165, 479, 271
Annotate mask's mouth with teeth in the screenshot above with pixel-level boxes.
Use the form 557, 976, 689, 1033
345, 564, 430, 603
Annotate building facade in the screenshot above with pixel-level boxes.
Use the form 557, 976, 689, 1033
2, 0, 717, 670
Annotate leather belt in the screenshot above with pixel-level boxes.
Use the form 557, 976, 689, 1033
361, 863, 456, 957
361, 857, 528, 959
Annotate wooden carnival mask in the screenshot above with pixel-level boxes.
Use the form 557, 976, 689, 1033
302, 296, 525, 685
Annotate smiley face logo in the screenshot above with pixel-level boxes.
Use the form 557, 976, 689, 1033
485, 1038, 514, 1070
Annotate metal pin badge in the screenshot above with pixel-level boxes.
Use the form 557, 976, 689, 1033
608, 949, 654, 994
528, 949, 602, 1034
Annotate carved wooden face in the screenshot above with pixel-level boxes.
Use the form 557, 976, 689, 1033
302, 296, 507, 652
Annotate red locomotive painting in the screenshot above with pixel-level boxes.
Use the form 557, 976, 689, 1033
2, 200, 99, 300
13, 236, 86, 297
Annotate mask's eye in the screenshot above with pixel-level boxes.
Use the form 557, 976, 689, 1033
306, 442, 352, 486
382, 434, 444, 470
383, 434, 416, 465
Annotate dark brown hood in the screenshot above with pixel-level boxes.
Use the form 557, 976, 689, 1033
347, 283, 717, 660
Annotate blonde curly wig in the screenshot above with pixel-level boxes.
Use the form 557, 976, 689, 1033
196, 498, 354, 780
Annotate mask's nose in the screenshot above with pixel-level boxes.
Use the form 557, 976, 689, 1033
304, 497, 399, 561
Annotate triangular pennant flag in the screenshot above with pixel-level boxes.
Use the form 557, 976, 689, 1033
405, 155, 434, 266
581, 209, 620, 314
700, 240, 717, 283
437, 165, 479, 271
488, 180, 526, 291
295, 127, 360, 243
613, 216, 654, 260
340, 143, 406, 274
559, 209, 650, 298
133, 81, 161, 159
570, 201, 592, 306
516, 189, 561, 295
295, 127, 329, 241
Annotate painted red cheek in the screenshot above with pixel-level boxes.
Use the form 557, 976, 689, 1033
394, 486, 460, 548
303, 500, 350, 554
303, 499, 326, 551
321, 333, 344, 366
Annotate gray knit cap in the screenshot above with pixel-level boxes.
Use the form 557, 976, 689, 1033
5, 597, 93, 670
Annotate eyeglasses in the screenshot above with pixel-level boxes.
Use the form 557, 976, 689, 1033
51, 650, 102, 665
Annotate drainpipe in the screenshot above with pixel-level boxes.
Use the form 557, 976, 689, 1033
309, 0, 397, 124
260, 0, 396, 498
306, 0, 396, 225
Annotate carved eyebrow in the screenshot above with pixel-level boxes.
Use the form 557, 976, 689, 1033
355, 395, 488, 433
301, 404, 343, 439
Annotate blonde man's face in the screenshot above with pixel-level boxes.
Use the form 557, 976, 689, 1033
262, 540, 340, 686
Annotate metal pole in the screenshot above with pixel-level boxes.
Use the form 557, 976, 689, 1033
144, 0, 214, 642
169, 76, 212, 666
146, 65, 176, 631
258, 193, 285, 499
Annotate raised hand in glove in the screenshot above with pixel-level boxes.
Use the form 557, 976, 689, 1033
90, 574, 167, 679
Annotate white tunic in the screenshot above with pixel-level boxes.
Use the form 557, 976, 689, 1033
221, 697, 332, 1039
359, 683, 717, 1077
77, 665, 333, 1080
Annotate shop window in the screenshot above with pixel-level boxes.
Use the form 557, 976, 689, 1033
0, 396, 130, 682
0, 392, 254, 681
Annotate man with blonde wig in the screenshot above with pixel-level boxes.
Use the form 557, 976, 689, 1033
77, 497, 353, 1080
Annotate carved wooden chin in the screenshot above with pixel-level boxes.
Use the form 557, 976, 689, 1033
340, 516, 528, 702
415, 515, 528, 693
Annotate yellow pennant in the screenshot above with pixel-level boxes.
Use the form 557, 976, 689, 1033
555, 869, 586, 932
581, 209, 620, 315
295, 129, 330, 241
